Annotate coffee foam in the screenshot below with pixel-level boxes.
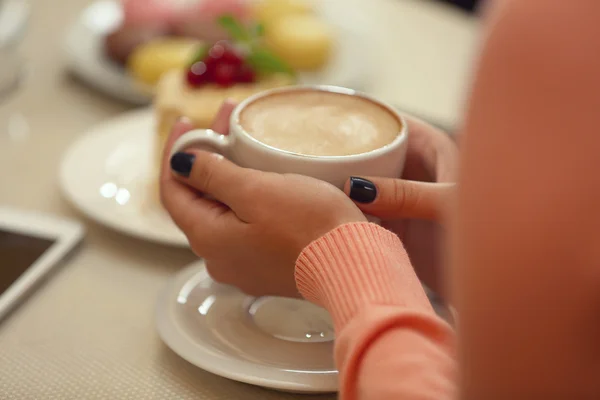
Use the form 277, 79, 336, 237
239, 90, 401, 156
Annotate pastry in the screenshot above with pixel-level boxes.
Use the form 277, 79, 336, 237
127, 37, 202, 87
150, 20, 296, 204
265, 14, 333, 70
154, 68, 294, 170
250, 0, 314, 27
105, 0, 250, 67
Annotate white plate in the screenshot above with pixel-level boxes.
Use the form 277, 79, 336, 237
155, 260, 338, 393
64, 0, 371, 105
59, 108, 189, 247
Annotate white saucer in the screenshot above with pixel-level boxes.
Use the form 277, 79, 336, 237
59, 108, 189, 247
64, 0, 372, 105
155, 260, 338, 393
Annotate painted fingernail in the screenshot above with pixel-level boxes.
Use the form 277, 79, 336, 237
349, 177, 377, 203
170, 152, 195, 177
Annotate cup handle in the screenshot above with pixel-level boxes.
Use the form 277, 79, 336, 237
170, 129, 232, 158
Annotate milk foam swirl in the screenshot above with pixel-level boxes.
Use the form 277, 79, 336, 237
240, 91, 401, 156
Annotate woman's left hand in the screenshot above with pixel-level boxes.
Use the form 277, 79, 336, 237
159, 104, 366, 299
343, 116, 458, 297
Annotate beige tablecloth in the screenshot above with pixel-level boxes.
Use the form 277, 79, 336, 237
0, 0, 476, 398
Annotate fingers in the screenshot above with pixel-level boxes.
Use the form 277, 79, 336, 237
170, 149, 254, 212
159, 118, 198, 221
161, 118, 194, 184
163, 99, 246, 211
159, 117, 236, 241
159, 100, 243, 252
161, 99, 236, 183
210, 98, 237, 134
403, 114, 459, 183
344, 176, 455, 221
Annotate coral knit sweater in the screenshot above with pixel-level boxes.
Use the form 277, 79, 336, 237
296, 223, 455, 400
295, 0, 600, 398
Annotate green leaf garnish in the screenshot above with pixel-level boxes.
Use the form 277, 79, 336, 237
246, 48, 295, 77
188, 43, 209, 66
250, 22, 265, 38
217, 14, 295, 78
217, 15, 250, 43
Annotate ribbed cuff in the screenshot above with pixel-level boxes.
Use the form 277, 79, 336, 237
295, 222, 434, 331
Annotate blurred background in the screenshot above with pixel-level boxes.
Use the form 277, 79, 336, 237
0, 0, 481, 398
1, 0, 482, 235
1, 0, 483, 235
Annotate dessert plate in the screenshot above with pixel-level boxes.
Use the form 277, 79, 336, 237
155, 260, 338, 393
59, 108, 189, 247
63, 0, 372, 105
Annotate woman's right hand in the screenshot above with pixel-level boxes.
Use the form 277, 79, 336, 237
343, 116, 458, 297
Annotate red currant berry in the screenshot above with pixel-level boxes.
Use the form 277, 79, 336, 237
186, 61, 209, 87
213, 63, 237, 87
236, 64, 256, 83
221, 48, 244, 66
205, 41, 230, 68
208, 42, 226, 59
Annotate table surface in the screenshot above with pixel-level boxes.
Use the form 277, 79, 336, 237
0, 0, 477, 398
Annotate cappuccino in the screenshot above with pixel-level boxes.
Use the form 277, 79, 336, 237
239, 90, 401, 156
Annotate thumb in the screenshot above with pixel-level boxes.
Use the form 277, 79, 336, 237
344, 176, 454, 221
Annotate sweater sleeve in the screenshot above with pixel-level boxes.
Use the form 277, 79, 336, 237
295, 222, 456, 400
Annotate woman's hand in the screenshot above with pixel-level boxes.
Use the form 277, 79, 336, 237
160, 102, 366, 298
343, 116, 458, 297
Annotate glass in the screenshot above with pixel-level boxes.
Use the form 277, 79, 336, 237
158, 263, 338, 392
246, 296, 335, 343
175, 266, 336, 345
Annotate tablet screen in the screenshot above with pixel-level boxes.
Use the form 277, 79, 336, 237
0, 229, 55, 295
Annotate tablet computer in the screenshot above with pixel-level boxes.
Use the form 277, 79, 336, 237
0, 207, 84, 321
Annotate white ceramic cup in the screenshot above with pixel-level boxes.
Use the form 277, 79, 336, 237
170, 85, 409, 346
170, 85, 409, 190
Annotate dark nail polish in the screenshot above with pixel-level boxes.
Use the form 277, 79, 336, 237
349, 177, 377, 203
170, 152, 195, 177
